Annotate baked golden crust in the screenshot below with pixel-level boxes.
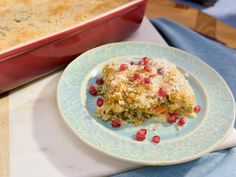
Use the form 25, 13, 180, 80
0, 0, 129, 51
96, 58, 196, 125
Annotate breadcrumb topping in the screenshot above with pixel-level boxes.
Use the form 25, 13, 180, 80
0, 0, 129, 51
96, 57, 196, 125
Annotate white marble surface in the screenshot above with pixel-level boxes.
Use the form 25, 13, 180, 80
9, 18, 236, 177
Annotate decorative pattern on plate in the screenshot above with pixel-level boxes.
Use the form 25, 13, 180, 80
57, 42, 235, 165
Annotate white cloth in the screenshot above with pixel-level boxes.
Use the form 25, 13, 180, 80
9, 18, 236, 177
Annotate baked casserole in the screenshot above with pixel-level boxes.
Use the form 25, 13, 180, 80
0, 0, 129, 51
93, 57, 197, 126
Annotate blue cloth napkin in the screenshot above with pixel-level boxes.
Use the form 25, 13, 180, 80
112, 18, 236, 177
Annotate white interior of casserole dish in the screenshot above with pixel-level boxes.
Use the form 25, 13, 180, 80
0, 0, 145, 56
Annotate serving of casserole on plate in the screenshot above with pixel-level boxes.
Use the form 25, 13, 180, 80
0, 0, 147, 93
57, 42, 235, 165
95, 57, 197, 126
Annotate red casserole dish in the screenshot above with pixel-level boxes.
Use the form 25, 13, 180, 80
0, 0, 147, 94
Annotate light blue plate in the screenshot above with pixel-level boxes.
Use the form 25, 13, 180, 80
57, 42, 235, 165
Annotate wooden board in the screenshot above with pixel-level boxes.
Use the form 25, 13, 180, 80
145, 0, 236, 48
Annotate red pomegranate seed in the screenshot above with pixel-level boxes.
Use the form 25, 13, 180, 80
138, 60, 145, 66
157, 87, 167, 97
130, 61, 135, 65
89, 84, 98, 96
152, 135, 160, 144
169, 112, 179, 117
119, 64, 128, 71
194, 105, 201, 113
144, 65, 152, 72
142, 57, 149, 65
139, 128, 147, 135
157, 68, 164, 75
178, 118, 185, 126
96, 98, 104, 107
167, 114, 178, 124
143, 77, 150, 84
135, 129, 146, 141
96, 78, 104, 85
111, 119, 121, 128
133, 73, 141, 80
